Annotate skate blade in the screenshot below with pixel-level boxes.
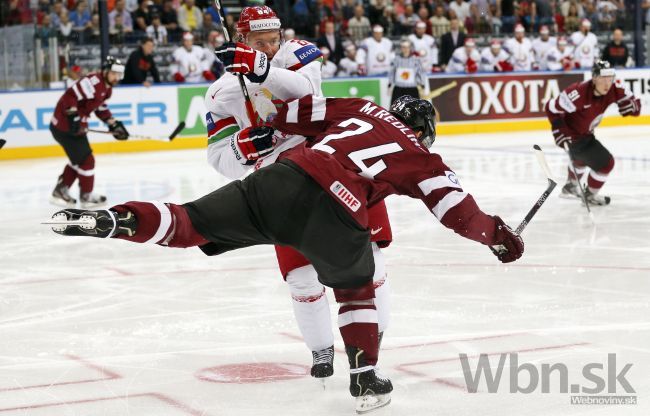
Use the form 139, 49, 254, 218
42, 213, 96, 232
355, 393, 391, 414
49, 196, 76, 208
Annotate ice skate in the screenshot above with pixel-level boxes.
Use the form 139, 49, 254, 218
311, 345, 334, 379
347, 346, 392, 414
584, 189, 611, 206
559, 181, 581, 199
80, 192, 107, 208
46, 209, 137, 238
50, 177, 77, 207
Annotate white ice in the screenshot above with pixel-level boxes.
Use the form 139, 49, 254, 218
1, 125, 649, 416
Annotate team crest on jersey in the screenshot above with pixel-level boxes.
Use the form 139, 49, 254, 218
294, 44, 322, 65
330, 181, 360, 212
377, 53, 386, 62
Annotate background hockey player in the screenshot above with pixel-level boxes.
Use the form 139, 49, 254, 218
445, 38, 480, 73
544, 60, 641, 205
50, 94, 524, 413
337, 43, 361, 77
532, 25, 556, 70
50, 56, 129, 208
569, 19, 598, 69
171, 32, 215, 82
544, 36, 576, 71
206, 5, 394, 383
503, 24, 535, 71
388, 40, 426, 104
356, 25, 394, 76
408, 21, 438, 73
319, 46, 338, 78
479, 39, 513, 72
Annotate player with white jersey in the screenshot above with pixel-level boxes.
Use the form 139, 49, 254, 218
532, 25, 556, 70
356, 25, 394, 75
445, 38, 480, 73
319, 46, 338, 78
171, 32, 214, 82
545, 36, 575, 71
205, 6, 394, 384
408, 21, 438, 72
337, 44, 360, 77
503, 24, 535, 71
479, 39, 513, 72
570, 19, 598, 69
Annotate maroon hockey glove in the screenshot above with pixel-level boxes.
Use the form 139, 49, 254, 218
466, 58, 478, 74
230, 126, 276, 165
215, 42, 270, 83
491, 216, 524, 263
550, 119, 572, 148
66, 109, 81, 135
618, 97, 641, 117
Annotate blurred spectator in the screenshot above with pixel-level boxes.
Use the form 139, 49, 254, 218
563, 1, 581, 32
480, 39, 513, 72
203, 3, 222, 26
70, 1, 92, 32
503, 23, 534, 70
337, 43, 360, 76
368, 0, 386, 26
123, 36, 161, 85
644, 0, 650, 26
429, 5, 450, 38
397, 4, 421, 35
582, 2, 599, 31
171, 32, 212, 82
160, 0, 179, 35
496, 0, 516, 33
224, 14, 236, 38
545, 35, 575, 70
85, 13, 101, 42
58, 9, 73, 41
5, 0, 24, 26
597, 1, 618, 31
146, 14, 168, 44
376, 6, 396, 36
178, 0, 203, 33
317, 21, 343, 64
416, 7, 432, 34
311, 0, 333, 38
408, 21, 437, 72
110, 0, 134, 32
199, 11, 220, 41
341, 0, 356, 21
470, 0, 493, 33
601, 28, 629, 68
50, 1, 64, 28
446, 37, 480, 73
348, 5, 371, 44
133, 0, 153, 32
528, 0, 554, 32
290, 0, 310, 35
569, 19, 598, 69
110, 13, 133, 43
439, 18, 466, 69
356, 25, 393, 75
389, 40, 426, 103
35, 14, 56, 46
203, 30, 225, 80
560, 0, 583, 18
449, 0, 471, 27
320, 47, 338, 78
532, 25, 556, 70
283, 28, 296, 41
125, 0, 139, 12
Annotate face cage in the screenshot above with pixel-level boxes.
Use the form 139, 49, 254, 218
420, 117, 436, 148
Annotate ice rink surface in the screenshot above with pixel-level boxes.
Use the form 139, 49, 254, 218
1, 125, 649, 415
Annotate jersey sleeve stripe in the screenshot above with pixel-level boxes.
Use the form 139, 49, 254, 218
431, 191, 468, 220
311, 96, 327, 121
79, 78, 96, 99
547, 97, 563, 114
71, 83, 84, 100
418, 175, 462, 196
286, 99, 299, 123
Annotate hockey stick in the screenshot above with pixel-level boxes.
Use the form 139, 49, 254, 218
423, 81, 457, 101
213, 0, 258, 127
563, 142, 595, 223
490, 145, 557, 256
88, 121, 185, 142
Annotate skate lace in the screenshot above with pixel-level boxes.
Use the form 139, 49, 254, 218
373, 367, 390, 382
312, 346, 334, 365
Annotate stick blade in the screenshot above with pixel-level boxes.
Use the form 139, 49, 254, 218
0, 138, 6, 149
168, 121, 186, 141
533, 144, 541, 151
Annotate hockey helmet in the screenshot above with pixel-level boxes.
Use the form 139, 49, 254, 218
236, 6, 281, 39
592, 60, 615, 78
102, 56, 125, 78
389, 96, 437, 148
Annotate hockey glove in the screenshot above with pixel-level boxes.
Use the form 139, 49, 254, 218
466, 58, 478, 74
229, 126, 276, 165
203, 70, 216, 81
550, 118, 572, 148
491, 216, 524, 263
109, 120, 129, 141
215, 42, 270, 83
173, 72, 185, 83
618, 97, 641, 117
66, 108, 81, 135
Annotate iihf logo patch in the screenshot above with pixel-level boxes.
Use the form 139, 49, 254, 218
330, 181, 360, 212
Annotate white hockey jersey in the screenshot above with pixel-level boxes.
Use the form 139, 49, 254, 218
204, 39, 323, 179
321, 60, 338, 78
356, 37, 394, 75
503, 37, 535, 71
408, 33, 438, 71
479, 47, 510, 72
532, 36, 557, 70
171, 45, 210, 83
569, 31, 598, 69
544, 45, 574, 71
337, 57, 359, 77
445, 46, 480, 73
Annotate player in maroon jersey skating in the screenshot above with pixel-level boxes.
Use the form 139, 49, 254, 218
48, 95, 523, 413
50, 56, 130, 208
544, 60, 641, 205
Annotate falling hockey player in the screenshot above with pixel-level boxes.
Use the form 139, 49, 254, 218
47, 95, 525, 413
545, 60, 642, 205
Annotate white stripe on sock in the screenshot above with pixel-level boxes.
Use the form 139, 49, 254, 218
338, 309, 378, 328
146, 201, 172, 244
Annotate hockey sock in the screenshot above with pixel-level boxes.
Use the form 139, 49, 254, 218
371, 243, 390, 334
76, 154, 95, 194
567, 161, 586, 183
61, 164, 77, 187
587, 156, 614, 193
286, 265, 334, 352
111, 202, 208, 247
335, 282, 379, 367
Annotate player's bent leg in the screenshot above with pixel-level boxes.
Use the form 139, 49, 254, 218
560, 161, 586, 199
371, 243, 390, 336
285, 264, 335, 379
585, 148, 614, 206
73, 154, 106, 208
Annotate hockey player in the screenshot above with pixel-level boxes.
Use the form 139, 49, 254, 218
337, 44, 361, 77
356, 25, 394, 76
545, 36, 575, 71
479, 39, 513, 72
207, 6, 394, 382
569, 19, 598, 69
171, 32, 215, 82
50, 56, 129, 208
544, 60, 641, 205
388, 40, 426, 103
408, 21, 438, 73
49, 94, 524, 413
503, 24, 535, 71
532, 25, 557, 70
320, 47, 338, 79
445, 38, 480, 74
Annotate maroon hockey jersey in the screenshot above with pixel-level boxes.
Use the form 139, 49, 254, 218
275, 95, 500, 246
51, 72, 114, 133
544, 79, 636, 140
